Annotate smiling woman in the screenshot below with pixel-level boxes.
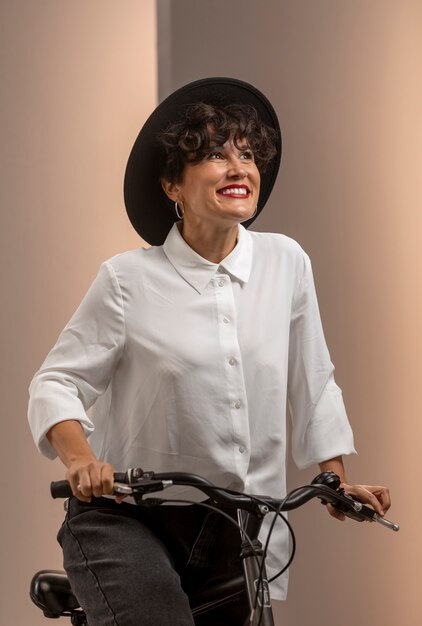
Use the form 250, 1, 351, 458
28, 77, 391, 626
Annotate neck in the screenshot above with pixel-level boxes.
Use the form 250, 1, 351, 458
180, 220, 239, 263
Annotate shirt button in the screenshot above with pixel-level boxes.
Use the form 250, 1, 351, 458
238, 446, 246, 454
223, 316, 230, 324
218, 279, 225, 287
228, 357, 236, 366
234, 400, 241, 409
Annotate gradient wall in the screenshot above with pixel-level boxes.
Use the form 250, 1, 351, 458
2, 1, 421, 625
157, 1, 421, 625
0, 2, 156, 624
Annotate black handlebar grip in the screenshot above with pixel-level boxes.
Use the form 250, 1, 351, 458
50, 480, 73, 499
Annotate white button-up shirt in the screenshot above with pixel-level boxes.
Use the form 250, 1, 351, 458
28, 223, 356, 600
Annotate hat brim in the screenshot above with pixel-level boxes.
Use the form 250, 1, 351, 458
124, 77, 281, 245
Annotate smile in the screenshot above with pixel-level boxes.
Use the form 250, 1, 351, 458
217, 185, 251, 198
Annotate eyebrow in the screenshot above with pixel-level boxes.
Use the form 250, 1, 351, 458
209, 142, 252, 153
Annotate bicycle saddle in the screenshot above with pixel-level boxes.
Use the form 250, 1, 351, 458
30, 570, 80, 618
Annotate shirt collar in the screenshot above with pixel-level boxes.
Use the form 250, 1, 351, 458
163, 223, 253, 294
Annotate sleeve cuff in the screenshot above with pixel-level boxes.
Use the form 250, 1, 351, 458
292, 376, 357, 470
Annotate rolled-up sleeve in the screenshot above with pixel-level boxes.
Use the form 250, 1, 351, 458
28, 261, 125, 459
287, 252, 356, 469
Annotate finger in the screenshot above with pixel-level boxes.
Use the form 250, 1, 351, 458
67, 470, 91, 502
101, 464, 115, 496
326, 503, 346, 521
75, 484, 92, 502
73, 483, 91, 502
77, 468, 94, 499
362, 488, 387, 516
88, 463, 104, 498
371, 487, 391, 513
347, 485, 385, 516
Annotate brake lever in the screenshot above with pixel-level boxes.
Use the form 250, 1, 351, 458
312, 472, 399, 531
114, 478, 174, 496
332, 489, 399, 531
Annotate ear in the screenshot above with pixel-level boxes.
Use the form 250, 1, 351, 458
161, 179, 181, 202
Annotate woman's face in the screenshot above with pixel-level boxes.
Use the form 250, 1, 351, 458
163, 137, 261, 227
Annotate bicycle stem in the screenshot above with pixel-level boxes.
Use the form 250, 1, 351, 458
238, 509, 275, 626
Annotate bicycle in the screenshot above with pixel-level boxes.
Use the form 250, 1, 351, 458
30, 469, 399, 626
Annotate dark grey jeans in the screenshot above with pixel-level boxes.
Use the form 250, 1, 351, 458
57, 496, 248, 626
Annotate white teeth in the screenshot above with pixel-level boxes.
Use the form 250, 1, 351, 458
220, 188, 248, 195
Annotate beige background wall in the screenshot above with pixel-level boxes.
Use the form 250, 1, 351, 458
158, 0, 421, 625
1, 1, 421, 625
0, 1, 156, 624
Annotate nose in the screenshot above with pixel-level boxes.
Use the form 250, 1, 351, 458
227, 155, 247, 179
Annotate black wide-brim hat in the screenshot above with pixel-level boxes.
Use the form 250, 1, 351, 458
124, 77, 281, 245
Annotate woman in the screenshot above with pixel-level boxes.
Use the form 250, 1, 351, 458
28, 77, 391, 626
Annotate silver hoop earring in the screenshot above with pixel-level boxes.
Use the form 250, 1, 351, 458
242, 205, 257, 222
174, 201, 184, 220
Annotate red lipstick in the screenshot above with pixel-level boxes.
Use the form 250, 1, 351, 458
216, 184, 251, 198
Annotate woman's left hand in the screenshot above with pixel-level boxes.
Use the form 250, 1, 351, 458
326, 483, 391, 521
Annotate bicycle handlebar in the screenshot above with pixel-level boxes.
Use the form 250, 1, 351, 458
50, 468, 399, 531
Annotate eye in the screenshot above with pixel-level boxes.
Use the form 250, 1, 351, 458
240, 150, 254, 160
208, 149, 224, 160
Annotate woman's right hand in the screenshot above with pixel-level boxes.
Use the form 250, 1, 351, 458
66, 458, 115, 502
46, 420, 116, 503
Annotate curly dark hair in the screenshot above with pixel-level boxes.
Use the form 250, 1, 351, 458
157, 102, 278, 184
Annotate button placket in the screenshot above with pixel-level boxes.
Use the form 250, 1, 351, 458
213, 273, 250, 471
